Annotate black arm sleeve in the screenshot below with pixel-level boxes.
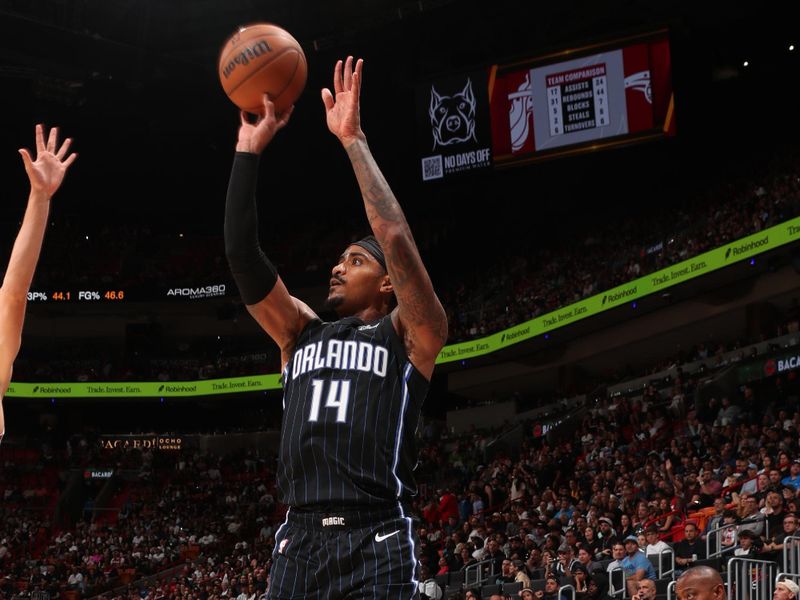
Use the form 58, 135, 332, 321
224, 152, 279, 305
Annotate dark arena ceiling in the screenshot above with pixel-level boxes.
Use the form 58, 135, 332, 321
0, 1, 794, 219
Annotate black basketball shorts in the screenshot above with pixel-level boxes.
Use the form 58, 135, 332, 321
267, 504, 420, 599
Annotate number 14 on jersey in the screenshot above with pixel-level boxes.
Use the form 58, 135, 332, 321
308, 378, 351, 423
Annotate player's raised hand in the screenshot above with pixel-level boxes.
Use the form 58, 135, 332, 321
235, 94, 294, 154
18, 124, 77, 198
322, 56, 365, 145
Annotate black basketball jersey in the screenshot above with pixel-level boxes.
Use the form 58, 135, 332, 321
277, 314, 429, 508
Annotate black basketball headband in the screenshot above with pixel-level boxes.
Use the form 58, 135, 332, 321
352, 235, 387, 272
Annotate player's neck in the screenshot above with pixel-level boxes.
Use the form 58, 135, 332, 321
343, 306, 386, 324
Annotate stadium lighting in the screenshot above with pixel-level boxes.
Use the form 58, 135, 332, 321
743, 60, 749, 67
790, 44, 795, 51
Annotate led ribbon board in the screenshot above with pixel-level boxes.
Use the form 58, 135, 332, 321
437, 216, 800, 364
6, 217, 799, 397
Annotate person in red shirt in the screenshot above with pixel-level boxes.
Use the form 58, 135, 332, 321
439, 488, 459, 524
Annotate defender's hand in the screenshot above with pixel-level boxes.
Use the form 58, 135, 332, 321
19, 124, 77, 198
321, 56, 365, 145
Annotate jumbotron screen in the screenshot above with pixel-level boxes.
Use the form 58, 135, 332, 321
489, 29, 675, 165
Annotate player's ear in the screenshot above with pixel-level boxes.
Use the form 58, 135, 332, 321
379, 274, 393, 295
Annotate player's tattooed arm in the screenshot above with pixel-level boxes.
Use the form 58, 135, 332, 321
323, 56, 447, 377
345, 139, 448, 375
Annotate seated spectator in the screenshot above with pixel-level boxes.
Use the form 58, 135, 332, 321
782, 461, 800, 490
643, 526, 671, 556
734, 529, 762, 557
635, 578, 657, 600
574, 563, 591, 597
763, 512, 799, 568
536, 574, 570, 600
576, 546, 603, 574
738, 494, 766, 537
512, 559, 532, 589
775, 579, 800, 600
674, 522, 706, 574
417, 565, 443, 600
621, 535, 656, 597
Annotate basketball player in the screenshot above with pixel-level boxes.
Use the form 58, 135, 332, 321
0, 124, 77, 444
224, 56, 447, 598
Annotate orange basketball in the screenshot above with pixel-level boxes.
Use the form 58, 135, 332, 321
218, 23, 307, 115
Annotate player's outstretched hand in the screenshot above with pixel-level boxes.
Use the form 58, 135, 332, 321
18, 124, 77, 199
322, 56, 365, 145
235, 94, 294, 154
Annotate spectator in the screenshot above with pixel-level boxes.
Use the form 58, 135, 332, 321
536, 574, 569, 600
621, 535, 656, 597
775, 579, 800, 600
763, 512, 799, 568
511, 559, 532, 589
783, 461, 800, 490
644, 526, 671, 556
418, 565, 443, 600
576, 546, 602, 574
738, 494, 766, 536
703, 498, 727, 538
674, 523, 706, 573
635, 579, 657, 600
734, 529, 761, 557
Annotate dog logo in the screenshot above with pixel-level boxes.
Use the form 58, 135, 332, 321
429, 79, 477, 149
278, 538, 289, 554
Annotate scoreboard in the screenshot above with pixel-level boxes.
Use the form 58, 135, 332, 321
489, 29, 675, 164
416, 29, 675, 180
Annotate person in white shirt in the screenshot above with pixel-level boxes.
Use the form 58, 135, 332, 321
644, 527, 672, 556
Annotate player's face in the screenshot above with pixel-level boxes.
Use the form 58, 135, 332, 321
327, 245, 388, 316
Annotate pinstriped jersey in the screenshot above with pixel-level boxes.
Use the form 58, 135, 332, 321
278, 314, 429, 507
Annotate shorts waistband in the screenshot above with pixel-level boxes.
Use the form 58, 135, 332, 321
286, 503, 409, 531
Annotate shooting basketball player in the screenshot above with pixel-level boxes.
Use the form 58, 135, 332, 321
224, 57, 447, 598
0, 124, 77, 444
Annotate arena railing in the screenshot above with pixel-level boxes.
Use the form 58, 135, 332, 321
608, 566, 626, 598
782, 535, 800, 575
464, 559, 497, 589
559, 583, 577, 600
667, 580, 676, 600
706, 522, 740, 559
726, 557, 777, 600
656, 547, 675, 580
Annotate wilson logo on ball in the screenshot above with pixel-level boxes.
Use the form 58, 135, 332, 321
221, 41, 274, 79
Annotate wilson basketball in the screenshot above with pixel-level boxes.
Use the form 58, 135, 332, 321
218, 23, 307, 115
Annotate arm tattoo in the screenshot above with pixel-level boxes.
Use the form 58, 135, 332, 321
345, 140, 448, 345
